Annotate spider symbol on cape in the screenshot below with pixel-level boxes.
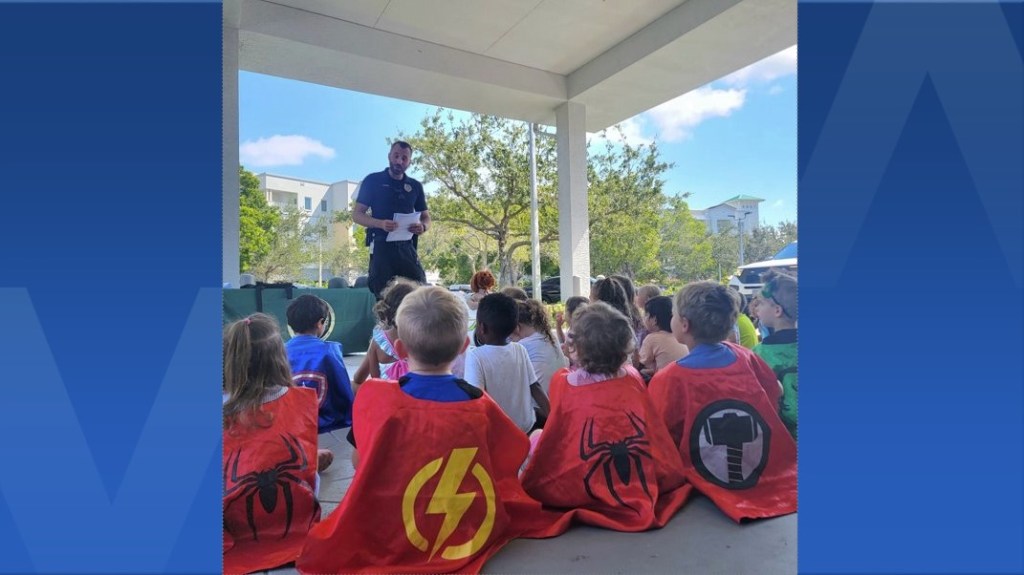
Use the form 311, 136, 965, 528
224, 433, 316, 541
579, 411, 653, 514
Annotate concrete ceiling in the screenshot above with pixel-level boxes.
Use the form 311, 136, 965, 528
227, 0, 795, 132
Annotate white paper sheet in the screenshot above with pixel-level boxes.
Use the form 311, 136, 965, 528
386, 211, 421, 242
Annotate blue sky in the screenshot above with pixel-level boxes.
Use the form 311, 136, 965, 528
239, 46, 796, 225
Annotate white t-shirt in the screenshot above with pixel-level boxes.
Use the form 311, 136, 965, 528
517, 332, 568, 394
457, 291, 475, 320
464, 343, 538, 432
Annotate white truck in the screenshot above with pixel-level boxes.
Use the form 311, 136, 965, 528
728, 241, 797, 297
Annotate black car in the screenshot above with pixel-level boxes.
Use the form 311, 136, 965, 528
523, 276, 596, 303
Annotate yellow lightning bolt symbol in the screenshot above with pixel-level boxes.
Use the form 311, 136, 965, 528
424, 447, 478, 559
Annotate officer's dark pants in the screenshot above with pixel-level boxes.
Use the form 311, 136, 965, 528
368, 240, 426, 298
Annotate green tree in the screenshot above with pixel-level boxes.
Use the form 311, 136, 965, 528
658, 196, 715, 282
402, 110, 558, 286
238, 166, 279, 273
319, 208, 369, 282
418, 226, 495, 284
710, 229, 740, 283
778, 221, 798, 244
744, 221, 799, 263
587, 131, 672, 280
305, 217, 332, 285
250, 206, 313, 282
405, 112, 674, 286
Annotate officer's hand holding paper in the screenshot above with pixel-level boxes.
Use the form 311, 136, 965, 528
386, 212, 420, 242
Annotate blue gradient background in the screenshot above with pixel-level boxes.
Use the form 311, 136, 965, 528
0, 1, 1021, 574
800, 1, 1023, 573
0, 3, 222, 573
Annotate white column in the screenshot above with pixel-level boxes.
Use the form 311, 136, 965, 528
556, 102, 590, 301
528, 123, 541, 302
223, 24, 240, 288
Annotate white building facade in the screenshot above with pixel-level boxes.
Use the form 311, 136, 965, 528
257, 173, 359, 282
258, 173, 357, 222
691, 195, 764, 235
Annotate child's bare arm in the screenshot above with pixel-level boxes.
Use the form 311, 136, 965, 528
352, 341, 382, 390
638, 338, 655, 370
368, 343, 383, 378
530, 382, 551, 421
352, 352, 370, 389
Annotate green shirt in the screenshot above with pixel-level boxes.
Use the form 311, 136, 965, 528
753, 329, 797, 440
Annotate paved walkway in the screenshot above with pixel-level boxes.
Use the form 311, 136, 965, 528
259, 354, 796, 574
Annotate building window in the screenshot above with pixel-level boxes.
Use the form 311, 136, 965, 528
304, 197, 312, 210
320, 200, 328, 212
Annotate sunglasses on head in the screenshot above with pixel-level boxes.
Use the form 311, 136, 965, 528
760, 282, 791, 319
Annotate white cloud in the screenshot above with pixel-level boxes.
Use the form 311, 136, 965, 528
613, 117, 654, 147
240, 135, 335, 167
588, 117, 654, 149
588, 45, 796, 146
772, 199, 785, 208
644, 87, 746, 142
721, 45, 797, 88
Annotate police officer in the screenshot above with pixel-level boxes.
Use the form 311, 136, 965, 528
352, 141, 430, 298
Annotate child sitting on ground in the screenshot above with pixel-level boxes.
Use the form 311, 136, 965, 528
285, 294, 355, 437
223, 314, 321, 575
297, 287, 571, 574
638, 295, 689, 379
725, 292, 759, 349
501, 286, 530, 300
555, 295, 589, 345
648, 281, 796, 522
733, 292, 760, 349
634, 284, 661, 346
592, 277, 643, 370
752, 271, 799, 440
635, 284, 661, 312
512, 298, 568, 396
466, 269, 497, 311
556, 296, 589, 370
611, 274, 645, 343
352, 277, 419, 391
520, 302, 691, 531
464, 293, 550, 432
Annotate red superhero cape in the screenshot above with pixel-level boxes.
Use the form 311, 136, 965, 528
297, 379, 572, 575
223, 387, 321, 575
648, 343, 797, 522
521, 370, 692, 531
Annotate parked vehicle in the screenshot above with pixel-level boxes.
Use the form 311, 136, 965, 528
728, 241, 798, 297
524, 276, 596, 303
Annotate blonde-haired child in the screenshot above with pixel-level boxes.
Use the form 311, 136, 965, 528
299, 287, 570, 573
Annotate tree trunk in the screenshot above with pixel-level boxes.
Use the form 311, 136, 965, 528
497, 238, 513, 286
